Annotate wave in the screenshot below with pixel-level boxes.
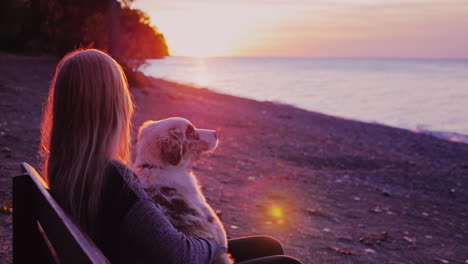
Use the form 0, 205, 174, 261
411, 126, 468, 144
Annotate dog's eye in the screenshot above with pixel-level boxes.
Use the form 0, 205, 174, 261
186, 125, 195, 138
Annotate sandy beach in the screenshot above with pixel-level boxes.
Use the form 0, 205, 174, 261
1, 55, 468, 264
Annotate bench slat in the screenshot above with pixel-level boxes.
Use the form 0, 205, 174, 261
13, 174, 56, 263
13, 163, 110, 264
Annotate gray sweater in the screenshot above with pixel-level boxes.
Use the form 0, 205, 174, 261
92, 160, 222, 263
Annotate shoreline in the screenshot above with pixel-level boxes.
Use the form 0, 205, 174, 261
142, 56, 468, 139
147, 76, 468, 145
1, 55, 468, 263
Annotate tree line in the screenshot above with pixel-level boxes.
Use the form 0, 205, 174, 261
0, 0, 169, 84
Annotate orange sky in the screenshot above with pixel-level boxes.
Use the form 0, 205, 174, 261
132, 0, 468, 58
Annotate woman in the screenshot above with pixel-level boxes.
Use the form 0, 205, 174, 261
40, 49, 301, 264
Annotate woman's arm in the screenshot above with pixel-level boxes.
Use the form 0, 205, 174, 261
107, 160, 222, 263
122, 197, 222, 264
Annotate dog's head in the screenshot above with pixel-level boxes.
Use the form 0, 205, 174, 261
136, 117, 218, 168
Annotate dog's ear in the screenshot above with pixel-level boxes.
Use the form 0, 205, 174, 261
160, 136, 182, 166
137, 120, 154, 143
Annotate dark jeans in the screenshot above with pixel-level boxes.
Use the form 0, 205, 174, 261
228, 236, 302, 264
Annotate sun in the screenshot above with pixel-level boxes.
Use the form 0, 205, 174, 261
144, 3, 281, 57
167, 34, 231, 57
132, 0, 292, 57
161, 10, 250, 57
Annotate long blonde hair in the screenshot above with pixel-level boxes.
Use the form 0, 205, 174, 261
40, 49, 134, 233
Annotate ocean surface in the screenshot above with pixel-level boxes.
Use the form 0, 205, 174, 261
141, 57, 468, 142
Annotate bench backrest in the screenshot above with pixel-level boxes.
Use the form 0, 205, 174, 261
13, 162, 109, 264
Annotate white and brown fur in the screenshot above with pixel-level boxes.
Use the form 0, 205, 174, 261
133, 117, 232, 264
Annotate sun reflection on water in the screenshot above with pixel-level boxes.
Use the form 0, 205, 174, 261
193, 57, 209, 87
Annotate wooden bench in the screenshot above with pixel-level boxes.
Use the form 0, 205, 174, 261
13, 162, 109, 264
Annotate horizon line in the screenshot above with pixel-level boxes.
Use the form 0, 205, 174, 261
163, 55, 468, 60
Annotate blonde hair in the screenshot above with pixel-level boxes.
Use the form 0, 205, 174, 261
40, 49, 134, 233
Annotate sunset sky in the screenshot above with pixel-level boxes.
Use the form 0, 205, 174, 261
132, 0, 468, 58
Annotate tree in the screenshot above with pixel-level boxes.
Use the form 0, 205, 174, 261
0, 0, 169, 62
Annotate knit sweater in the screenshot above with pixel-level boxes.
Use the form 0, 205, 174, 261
91, 160, 222, 263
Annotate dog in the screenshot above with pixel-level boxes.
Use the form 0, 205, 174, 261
133, 117, 233, 264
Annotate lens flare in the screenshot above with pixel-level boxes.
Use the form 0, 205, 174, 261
269, 205, 284, 219
251, 187, 303, 234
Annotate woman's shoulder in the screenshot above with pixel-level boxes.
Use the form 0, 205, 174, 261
103, 160, 149, 203
97, 159, 151, 233
106, 159, 135, 178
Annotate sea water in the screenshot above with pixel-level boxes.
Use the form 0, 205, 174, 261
141, 57, 468, 141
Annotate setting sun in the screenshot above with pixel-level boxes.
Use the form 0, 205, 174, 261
132, 1, 288, 57
143, 4, 269, 57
